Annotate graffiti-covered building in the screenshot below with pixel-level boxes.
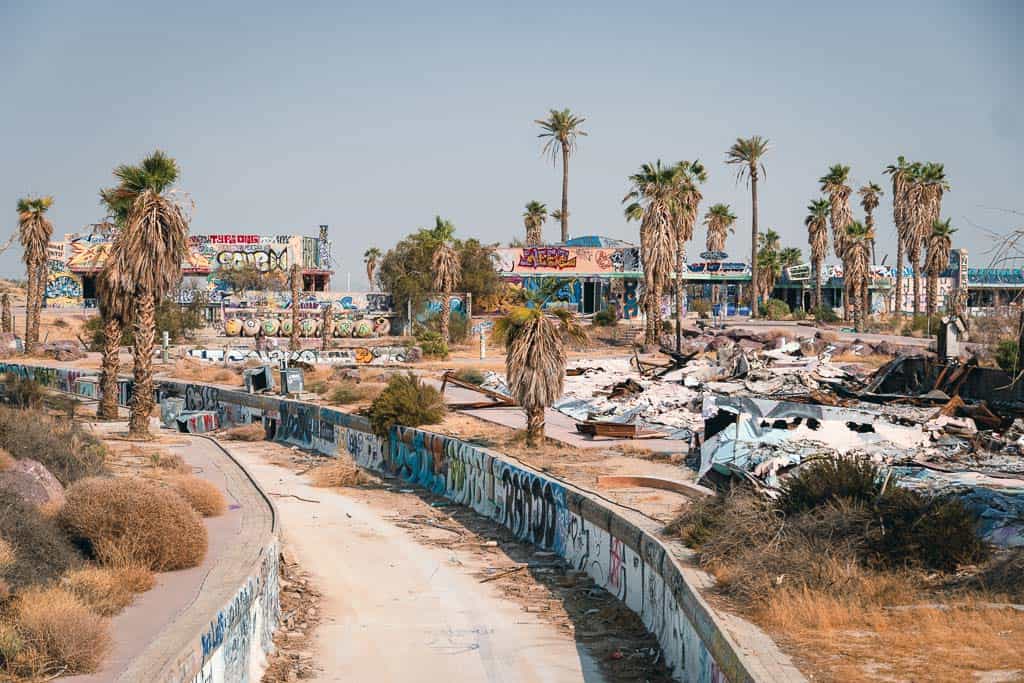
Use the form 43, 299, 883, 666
45, 226, 335, 308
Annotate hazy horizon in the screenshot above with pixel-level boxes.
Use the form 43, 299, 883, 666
2, 0, 1020, 289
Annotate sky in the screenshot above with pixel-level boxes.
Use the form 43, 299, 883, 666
2, 0, 1021, 289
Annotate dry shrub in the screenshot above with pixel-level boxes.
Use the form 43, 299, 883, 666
969, 548, 1024, 601
143, 448, 190, 473
327, 380, 383, 405
60, 477, 207, 571
172, 359, 240, 385
0, 490, 81, 590
0, 586, 110, 677
0, 406, 106, 485
367, 372, 446, 436
164, 475, 227, 517
310, 453, 372, 488
62, 565, 155, 616
0, 449, 14, 471
222, 422, 265, 441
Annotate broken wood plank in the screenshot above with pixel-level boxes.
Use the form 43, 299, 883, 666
596, 475, 715, 500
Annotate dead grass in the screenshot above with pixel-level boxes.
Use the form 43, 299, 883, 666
221, 422, 266, 441
325, 380, 385, 406
62, 565, 155, 616
171, 358, 241, 385
0, 538, 14, 569
60, 477, 207, 571
309, 453, 373, 488
831, 351, 893, 368
138, 447, 191, 473
0, 586, 111, 677
163, 475, 227, 517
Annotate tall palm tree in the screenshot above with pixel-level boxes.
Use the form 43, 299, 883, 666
103, 151, 189, 438
916, 164, 951, 317
289, 264, 302, 351
725, 136, 770, 316
550, 208, 566, 225
363, 247, 381, 289
522, 201, 548, 246
1, 293, 10, 334
756, 229, 783, 303
429, 216, 461, 343
703, 203, 736, 254
16, 196, 54, 353
623, 161, 679, 346
884, 157, 914, 317
493, 280, 587, 446
95, 268, 130, 420
843, 222, 872, 332
858, 182, 884, 264
805, 198, 830, 311
819, 164, 854, 320
925, 218, 956, 318
671, 160, 707, 349
535, 109, 587, 242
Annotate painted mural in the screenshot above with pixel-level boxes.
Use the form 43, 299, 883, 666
495, 247, 641, 275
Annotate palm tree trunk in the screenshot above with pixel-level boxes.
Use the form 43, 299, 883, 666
912, 259, 922, 318
525, 405, 545, 447
895, 241, 905, 318
98, 315, 122, 420
321, 305, 330, 351
813, 258, 822, 311
560, 146, 569, 243
23, 260, 37, 353
749, 175, 759, 318
853, 282, 863, 332
440, 294, 451, 343
290, 267, 301, 352
32, 266, 45, 347
1, 294, 10, 334
927, 274, 937, 319
674, 243, 685, 352
129, 290, 155, 438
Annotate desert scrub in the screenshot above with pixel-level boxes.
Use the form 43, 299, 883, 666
141, 447, 190, 473
62, 565, 155, 616
0, 490, 82, 590
60, 477, 207, 571
310, 453, 372, 488
367, 372, 446, 437
221, 422, 266, 441
0, 585, 111, 677
0, 406, 106, 485
163, 475, 227, 517
327, 380, 383, 405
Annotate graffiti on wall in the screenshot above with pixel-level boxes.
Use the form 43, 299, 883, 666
496, 247, 641, 275
187, 345, 418, 366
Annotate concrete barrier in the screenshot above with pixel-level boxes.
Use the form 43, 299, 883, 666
4, 362, 800, 682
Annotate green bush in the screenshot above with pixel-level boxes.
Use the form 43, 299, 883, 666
814, 305, 840, 323
0, 406, 106, 486
777, 456, 882, 515
761, 299, 790, 320
995, 339, 1019, 372
367, 372, 446, 437
414, 330, 449, 358
3, 374, 42, 410
420, 309, 470, 344
452, 368, 486, 385
84, 296, 206, 351
592, 306, 618, 327
903, 314, 942, 335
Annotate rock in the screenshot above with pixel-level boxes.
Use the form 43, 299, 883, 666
874, 341, 896, 357
0, 458, 65, 508
707, 335, 734, 351
43, 341, 85, 362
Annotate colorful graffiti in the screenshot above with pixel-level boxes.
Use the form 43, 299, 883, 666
496, 247, 641, 275
187, 346, 419, 366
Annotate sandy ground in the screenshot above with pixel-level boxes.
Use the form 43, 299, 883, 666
223, 438, 674, 683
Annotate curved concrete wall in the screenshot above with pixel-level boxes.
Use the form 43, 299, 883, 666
1, 362, 799, 682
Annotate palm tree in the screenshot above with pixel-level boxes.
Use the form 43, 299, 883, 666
884, 157, 914, 318
858, 182, 884, 264
16, 196, 54, 353
805, 198, 830, 311
523, 201, 548, 246
756, 229, 782, 303
321, 303, 332, 351
429, 216, 461, 343
1, 293, 10, 333
550, 208, 566, 224
925, 218, 956, 318
916, 163, 950, 317
843, 222, 872, 332
623, 161, 679, 346
703, 203, 736, 254
289, 264, 301, 351
492, 280, 587, 446
725, 136, 770, 316
671, 160, 707, 349
363, 247, 381, 289
536, 109, 587, 242
102, 151, 189, 438
819, 164, 854, 320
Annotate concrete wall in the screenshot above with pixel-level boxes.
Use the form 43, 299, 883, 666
4, 362, 796, 682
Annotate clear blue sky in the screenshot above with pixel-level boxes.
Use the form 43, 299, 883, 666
2, 0, 1020, 288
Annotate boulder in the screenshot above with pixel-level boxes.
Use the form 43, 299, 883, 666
0, 459, 65, 508
874, 341, 896, 357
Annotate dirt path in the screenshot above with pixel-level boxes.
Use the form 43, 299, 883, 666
226, 441, 608, 683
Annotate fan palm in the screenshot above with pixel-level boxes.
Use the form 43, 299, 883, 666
819, 164, 854, 320
16, 196, 54, 353
536, 109, 587, 242
429, 216, 462, 343
523, 201, 549, 246
858, 182, 884, 264
492, 280, 587, 446
703, 203, 736, 254
925, 218, 956, 318
843, 222, 871, 332
671, 160, 707, 349
1, 293, 10, 334
363, 247, 382, 289
289, 264, 302, 351
725, 136, 769, 315
623, 161, 679, 345
884, 157, 914, 317
917, 164, 951, 313
103, 151, 189, 437
805, 198, 830, 311
756, 229, 783, 303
